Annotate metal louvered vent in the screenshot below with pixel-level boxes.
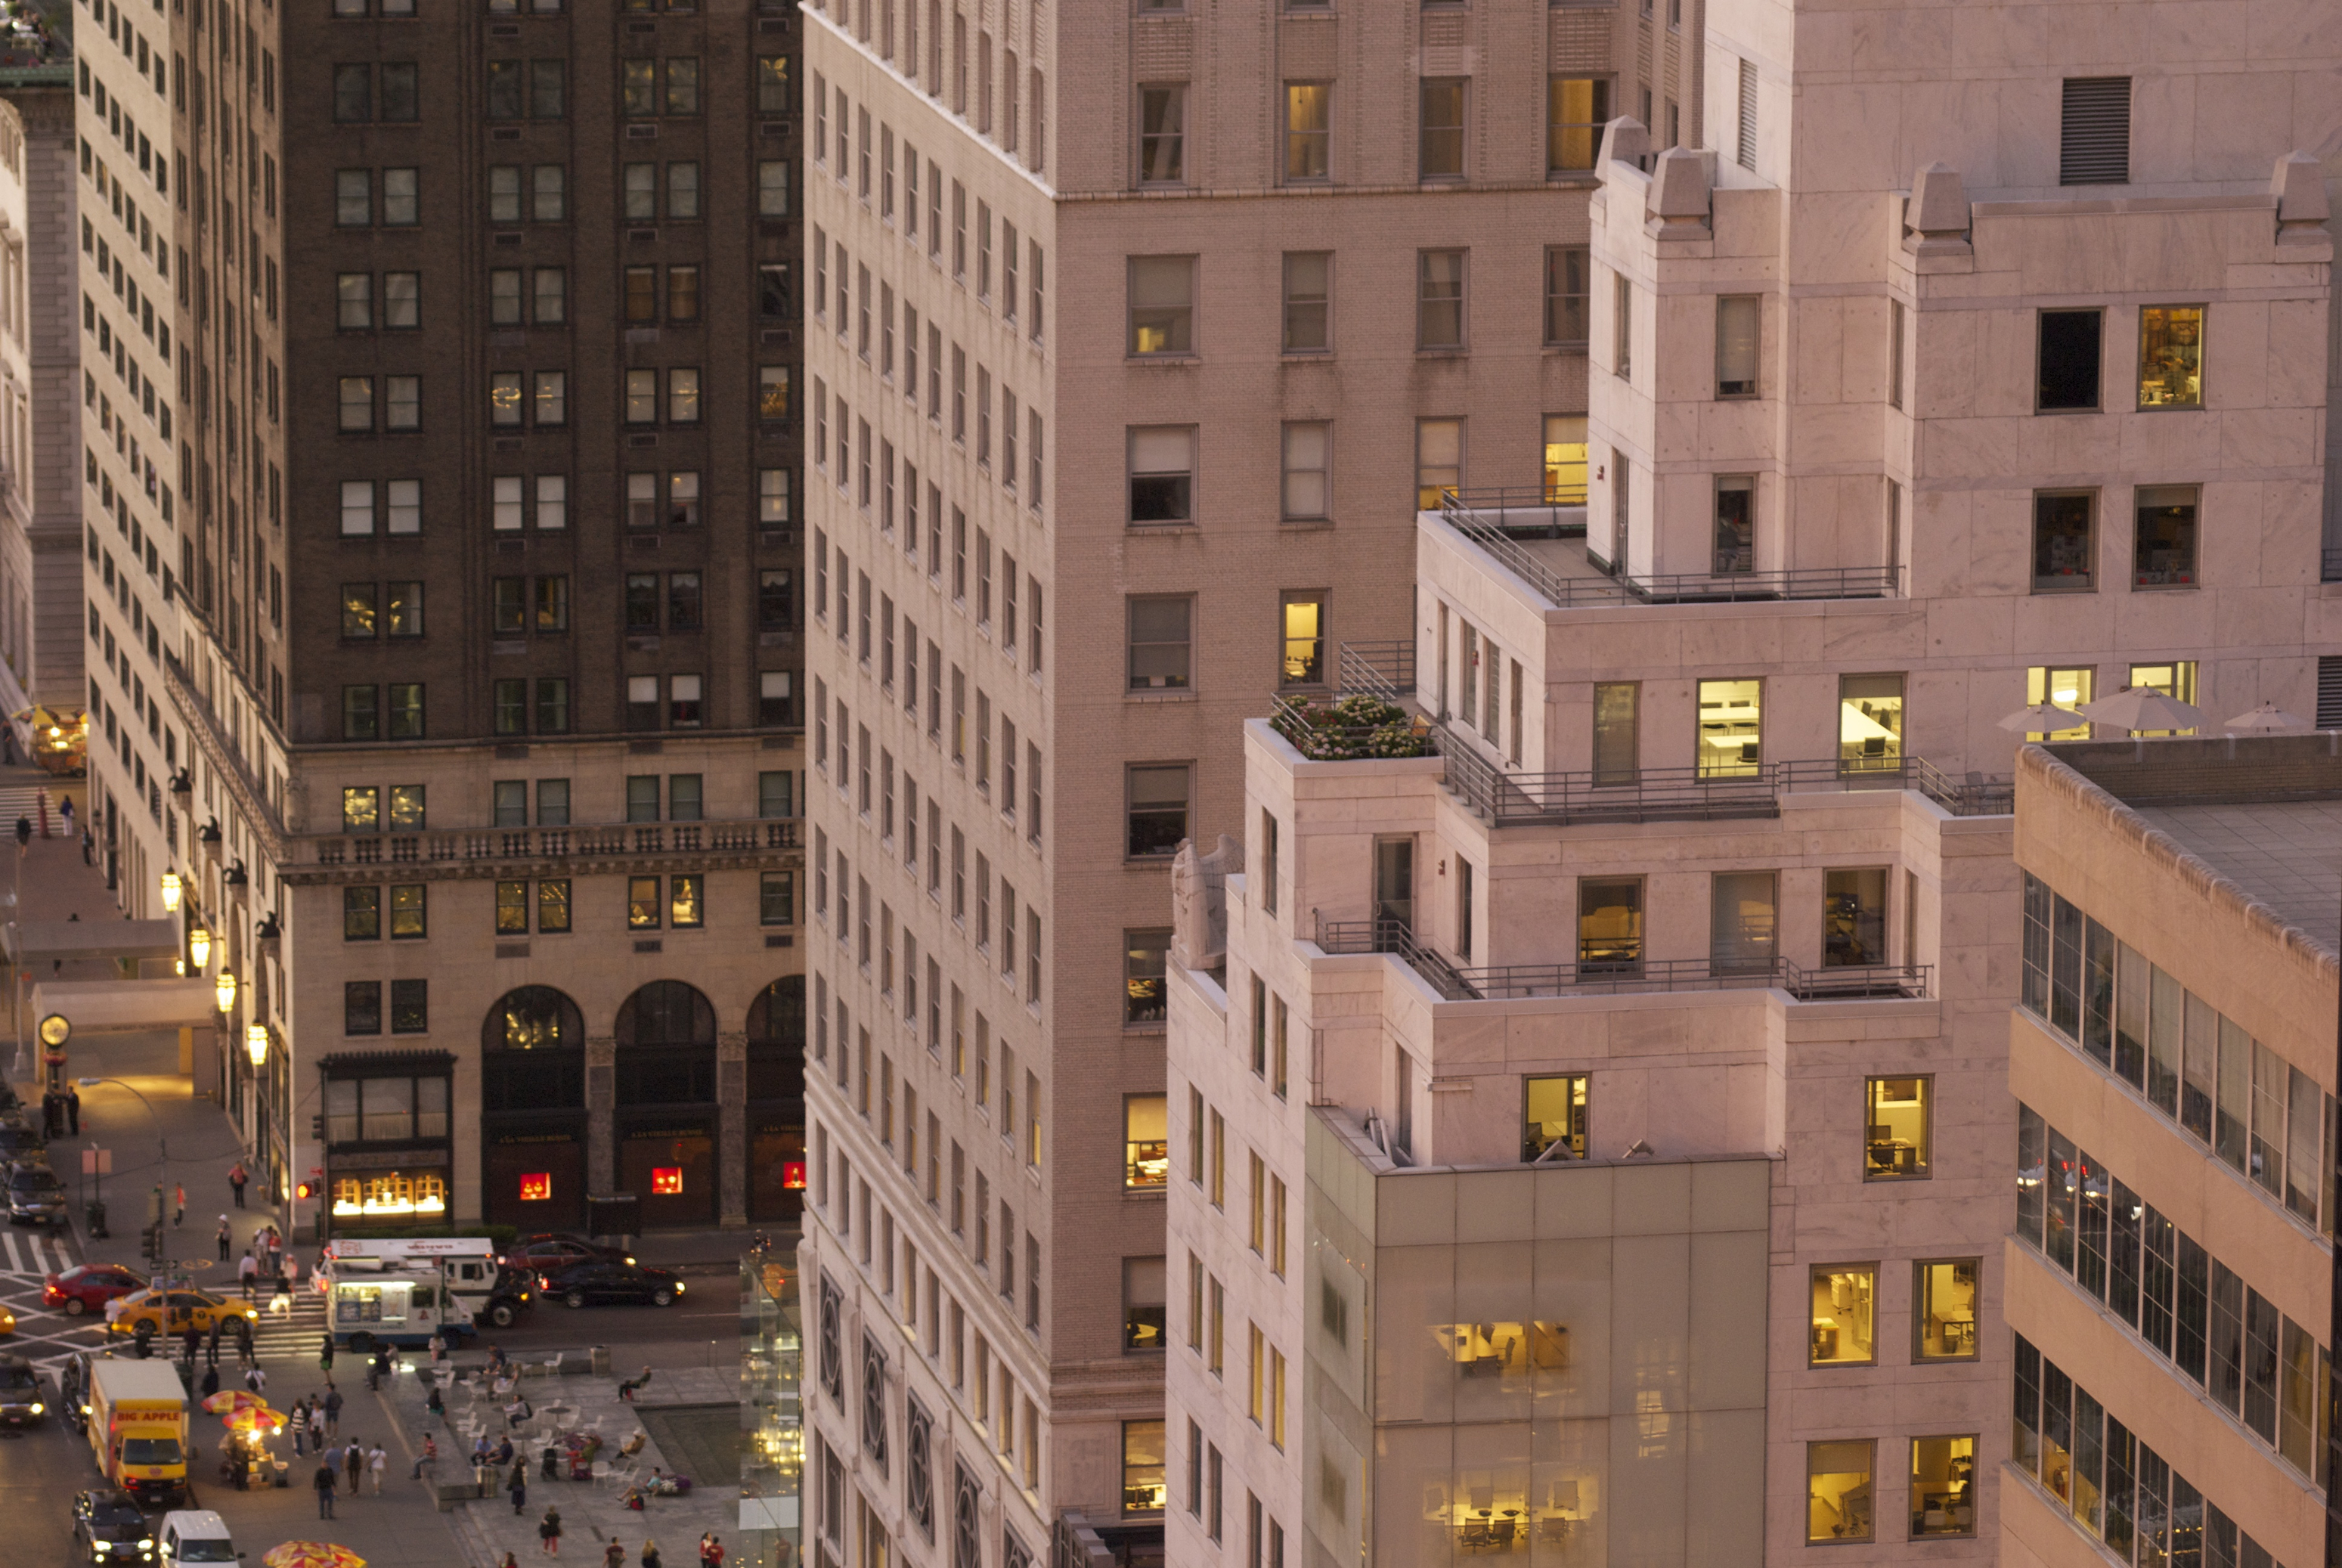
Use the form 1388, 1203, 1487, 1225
1736, 60, 1758, 171
2060, 77, 2130, 185
2317, 657, 2342, 730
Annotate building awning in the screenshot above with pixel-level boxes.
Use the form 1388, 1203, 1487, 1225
27, 978, 216, 1030
318, 1050, 456, 1076
4, 919, 181, 964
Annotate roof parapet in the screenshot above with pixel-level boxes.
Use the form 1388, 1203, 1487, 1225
1904, 163, 1972, 260
2272, 151, 2330, 249
1646, 147, 1712, 237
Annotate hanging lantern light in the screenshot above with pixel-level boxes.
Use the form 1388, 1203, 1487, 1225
215, 971, 237, 1015
188, 926, 212, 970
160, 871, 183, 913
244, 1024, 268, 1067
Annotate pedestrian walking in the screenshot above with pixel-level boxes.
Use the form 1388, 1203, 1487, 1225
345, 1439, 364, 1496
243, 1363, 267, 1396
509, 1464, 528, 1516
64, 1083, 78, 1134
368, 1442, 386, 1495
640, 1541, 661, 1568
324, 1385, 343, 1436
324, 1442, 344, 1475
606, 1542, 628, 1568
198, 1365, 218, 1399
216, 1216, 232, 1262
319, 1334, 334, 1375
698, 1534, 725, 1568
172, 1184, 185, 1226
538, 1506, 562, 1557
238, 1250, 259, 1300
308, 1403, 326, 1448
181, 1327, 201, 1367
58, 797, 73, 835
313, 1461, 338, 1519
228, 1161, 248, 1208
291, 1401, 308, 1458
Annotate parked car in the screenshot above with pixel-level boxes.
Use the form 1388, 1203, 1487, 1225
72, 1490, 152, 1563
541, 1260, 685, 1309
45, 1263, 147, 1317
5, 1159, 67, 1228
504, 1232, 634, 1272
0, 1353, 41, 1424
0, 1120, 45, 1162
104, 1287, 259, 1342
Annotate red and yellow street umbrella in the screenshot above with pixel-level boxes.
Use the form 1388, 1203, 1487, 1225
221, 1404, 287, 1434
201, 1390, 268, 1415
262, 1545, 367, 1568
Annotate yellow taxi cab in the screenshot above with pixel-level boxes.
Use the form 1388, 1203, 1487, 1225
104, 1286, 258, 1340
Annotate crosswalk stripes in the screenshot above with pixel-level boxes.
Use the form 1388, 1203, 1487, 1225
0, 783, 78, 831
0, 1226, 74, 1278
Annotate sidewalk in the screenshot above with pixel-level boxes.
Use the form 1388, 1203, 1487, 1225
380, 1350, 743, 1564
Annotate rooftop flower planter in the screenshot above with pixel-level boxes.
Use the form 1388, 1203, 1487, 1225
1271, 694, 1437, 761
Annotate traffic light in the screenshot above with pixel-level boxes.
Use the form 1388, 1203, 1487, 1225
296, 1181, 317, 1201
140, 1223, 160, 1263
311, 1115, 325, 1140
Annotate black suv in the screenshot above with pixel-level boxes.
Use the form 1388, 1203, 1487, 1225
5, 1160, 66, 1229
0, 1354, 44, 1426
0, 1119, 45, 1163
71, 1491, 152, 1562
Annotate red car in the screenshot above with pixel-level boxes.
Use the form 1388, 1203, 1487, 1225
43, 1263, 144, 1317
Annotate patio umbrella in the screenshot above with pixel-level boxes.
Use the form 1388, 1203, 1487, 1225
2081, 686, 2208, 733
2225, 701, 2312, 733
201, 1390, 267, 1415
223, 1405, 286, 1433
1997, 702, 2084, 735
262, 1546, 366, 1568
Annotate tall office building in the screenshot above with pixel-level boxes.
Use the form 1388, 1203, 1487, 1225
73, 0, 807, 1234
1160, 8, 2342, 1568
2012, 736, 2337, 1568
794, 0, 1678, 1561
0, 3, 80, 730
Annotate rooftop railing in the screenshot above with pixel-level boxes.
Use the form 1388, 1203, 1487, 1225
309, 819, 801, 867
1314, 916, 1932, 1001
1441, 734, 2010, 825
1335, 640, 1417, 703
1438, 492, 1897, 608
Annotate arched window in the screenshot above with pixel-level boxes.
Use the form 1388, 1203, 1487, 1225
483, 986, 582, 1052
481, 987, 585, 1114
746, 976, 806, 1046
615, 981, 716, 1049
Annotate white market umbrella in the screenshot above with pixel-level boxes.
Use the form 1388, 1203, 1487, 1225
2224, 701, 2311, 733
1999, 702, 2084, 734
2080, 686, 2208, 734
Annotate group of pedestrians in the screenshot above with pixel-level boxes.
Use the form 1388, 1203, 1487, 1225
308, 1434, 390, 1516
503, 1527, 725, 1566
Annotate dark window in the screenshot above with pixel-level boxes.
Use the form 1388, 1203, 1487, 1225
529, 60, 565, 119
759, 570, 795, 630
486, 59, 522, 119
344, 886, 382, 941
2133, 486, 2197, 587
2037, 310, 2102, 411
492, 678, 526, 736
625, 575, 659, 631
333, 63, 372, 122
2033, 492, 2096, 591
390, 979, 429, 1034
381, 63, 419, 121
1126, 766, 1189, 858
342, 684, 379, 740
534, 678, 570, 734
344, 981, 382, 1034
668, 573, 704, 631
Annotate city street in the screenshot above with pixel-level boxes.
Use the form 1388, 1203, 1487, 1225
1, 812, 761, 1564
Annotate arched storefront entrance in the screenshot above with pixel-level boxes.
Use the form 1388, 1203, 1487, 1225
615, 981, 719, 1229
745, 976, 806, 1223
480, 986, 587, 1230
